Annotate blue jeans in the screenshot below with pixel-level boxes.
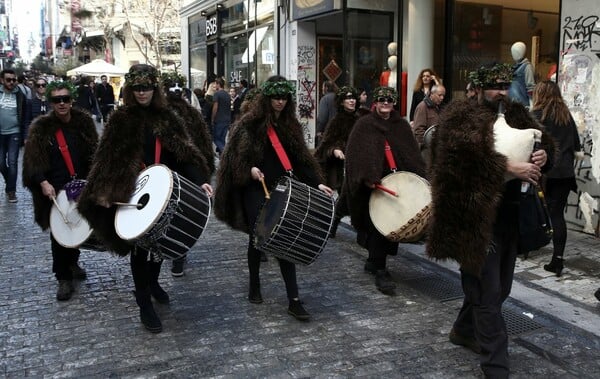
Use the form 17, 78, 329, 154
212, 121, 230, 154
0, 133, 20, 193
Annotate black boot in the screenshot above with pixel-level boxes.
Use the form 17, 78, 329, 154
375, 270, 396, 295
543, 257, 564, 277
595, 288, 600, 302
149, 282, 170, 304
135, 290, 162, 333
288, 299, 310, 321
248, 280, 263, 304
330, 217, 341, 239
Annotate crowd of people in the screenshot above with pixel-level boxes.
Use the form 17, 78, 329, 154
1, 55, 597, 378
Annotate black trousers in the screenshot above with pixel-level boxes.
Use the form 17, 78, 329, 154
243, 187, 299, 300
130, 248, 163, 305
360, 219, 399, 270
51, 235, 80, 281
453, 203, 519, 379
545, 177, 572, 259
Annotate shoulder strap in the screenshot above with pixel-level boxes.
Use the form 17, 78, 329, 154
267, 125, 293, 173
384, 140, 397, 172
55, 129, 76, 177
155, 138, 161, 164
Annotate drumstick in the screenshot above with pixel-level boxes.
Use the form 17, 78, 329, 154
51, 196, 70, 224
375, 184, 399, 197
259, 177, 270, 199
113, 202, 143, 207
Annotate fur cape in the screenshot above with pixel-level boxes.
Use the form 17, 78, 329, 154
313, 110, 358, 189
167, 97, 215, 175
343, 110, 427, 233
77, 105, 210, 255
22, 108, 98, 230
214, 117, 324, 234
426, 99, 555, 275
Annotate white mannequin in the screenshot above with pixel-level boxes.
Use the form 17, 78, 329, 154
380, 42, 398, 87
387, 56, 397, 88
511, 41, 526, 62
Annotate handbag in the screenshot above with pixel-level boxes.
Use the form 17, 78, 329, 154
518, 184, 553, 252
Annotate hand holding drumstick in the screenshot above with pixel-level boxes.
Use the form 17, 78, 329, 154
251, 167, 270, 199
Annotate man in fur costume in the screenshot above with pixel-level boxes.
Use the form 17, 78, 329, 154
313, 85, 359, 237
344, 86, 427, 295
214, 75, 333, 321
22, 81, 98, 301
78, 64, 213, 333
161, 71, 215, 277
426, 63, 554, 378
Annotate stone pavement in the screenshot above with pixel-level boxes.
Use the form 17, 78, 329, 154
1, 186, 600, 378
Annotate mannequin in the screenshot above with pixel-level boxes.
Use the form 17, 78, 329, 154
380, 42, 398, 87
509, 41, 535, 107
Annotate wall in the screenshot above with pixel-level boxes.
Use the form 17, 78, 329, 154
559, 0, 600, 236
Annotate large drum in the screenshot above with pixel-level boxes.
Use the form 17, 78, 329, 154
253, 176, 335, 266
50, 188, 104, 250
369, 171, 431, 242
114, 164, 211, 260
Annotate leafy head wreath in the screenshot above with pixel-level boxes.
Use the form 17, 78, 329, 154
45, 81, 78, 100
468, 63, 514, 88
260, 80, 296, 98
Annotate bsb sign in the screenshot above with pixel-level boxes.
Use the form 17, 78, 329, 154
206, 15, 218, 37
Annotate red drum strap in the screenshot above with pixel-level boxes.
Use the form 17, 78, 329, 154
55, 129, 76, 178
267, 125, 293, 173
384, 140, 397, 172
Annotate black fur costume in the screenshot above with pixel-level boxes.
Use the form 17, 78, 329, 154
426, 99, 555, 275
167, 96, 215, 176
214, 117, 323, 233
78, 105, 211, 255
23, 108, 98, 229
344, 110, 427, 234
313, 110, 358, 190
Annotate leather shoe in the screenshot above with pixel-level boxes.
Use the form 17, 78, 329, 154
56, 280, 74, 301
543, 258, 563, 277
288, 299, 310, 321
594, 288, 600, 302
248, 287, 263, 304
449, 328, 481, 354
364, 261, 391, 277
375, 270, 395, 295
139, 305, 162, 333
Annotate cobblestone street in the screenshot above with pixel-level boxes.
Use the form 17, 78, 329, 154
1, 185, 599, 378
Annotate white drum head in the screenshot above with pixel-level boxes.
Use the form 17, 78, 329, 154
115, 164, 173, 241
50, 190, 93, 248
369, 172, 431, 237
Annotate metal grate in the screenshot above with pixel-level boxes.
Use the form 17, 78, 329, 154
399, 275, 465, 302
502, 307, 544, 335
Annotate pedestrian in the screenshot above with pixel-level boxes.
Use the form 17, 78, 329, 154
314, 85, 359, 238
426, 63, 554, 378
31, 77, 49, 119
412, 84, 446, 148
229, 86, 241, 122
344, 86, 426, 295
210, 77, 231, 156
73, 76, 101, 122
315, 80, 338, 146
531, 80, 583, 277
96, 74, 115, 122
465, 81, 477, 100
214, 75, 333, 321
17, 74, 33, 100
22, 80, 98, 301
356, 87, 371, 116
77, 64, 214, 333
409, 68, 441, 122
161, 71, 215, 277
0, 69, 31, 203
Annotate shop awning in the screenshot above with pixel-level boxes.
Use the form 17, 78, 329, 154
241, 26, 269, 64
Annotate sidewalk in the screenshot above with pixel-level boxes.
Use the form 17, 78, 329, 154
1, 190, 599, 378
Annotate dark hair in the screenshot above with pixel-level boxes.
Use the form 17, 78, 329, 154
240, 79, 248, 88
215, 77, 225, 88
323, 80, 337, 93
1, 69, 15, 78
122, 64, 166, 108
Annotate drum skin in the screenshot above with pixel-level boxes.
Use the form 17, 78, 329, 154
254, 176, 334, 266
369, 171, 431, 242
50, 189, 103, 250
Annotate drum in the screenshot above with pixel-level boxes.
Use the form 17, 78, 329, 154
253, 176, 335, 266
50, 189, 104, 250
369, 171, 431, 243
114, 164, 211, 260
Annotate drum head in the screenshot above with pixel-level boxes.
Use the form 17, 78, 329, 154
254, 177, 291, 245
369, 172, 431, 238
50, 190, 93, 248
115, 164, 173, 241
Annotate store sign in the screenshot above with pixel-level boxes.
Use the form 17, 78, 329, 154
206, 16, 218, 37
291, 0, 341, 20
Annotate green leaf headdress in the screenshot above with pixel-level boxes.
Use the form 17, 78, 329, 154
45, 81, 78, 100
372, 86, 398, 102
125, 64, 159, 87
468, 63, 513, 88
260, 80, 296, 98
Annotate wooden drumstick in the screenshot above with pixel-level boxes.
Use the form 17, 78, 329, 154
259, 177, 270, 199
375, 184, 399, 197
113, 202, 143, 207
51, 196, 70, 224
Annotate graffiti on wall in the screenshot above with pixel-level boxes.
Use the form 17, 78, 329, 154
559, 4, 600, 236
297, 45, 317, 148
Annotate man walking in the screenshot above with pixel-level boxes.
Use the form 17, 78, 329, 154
0, 69, 30, 203
211, 77, 231, 156
96, 75, 115, 122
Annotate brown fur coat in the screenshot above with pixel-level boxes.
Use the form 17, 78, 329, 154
77, 105, 210, 255
344, 110, 427, 233
22, 108, 98, 230
214, 117, 323, 233
313, 110, 358, 190
426, 99, 555, 275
